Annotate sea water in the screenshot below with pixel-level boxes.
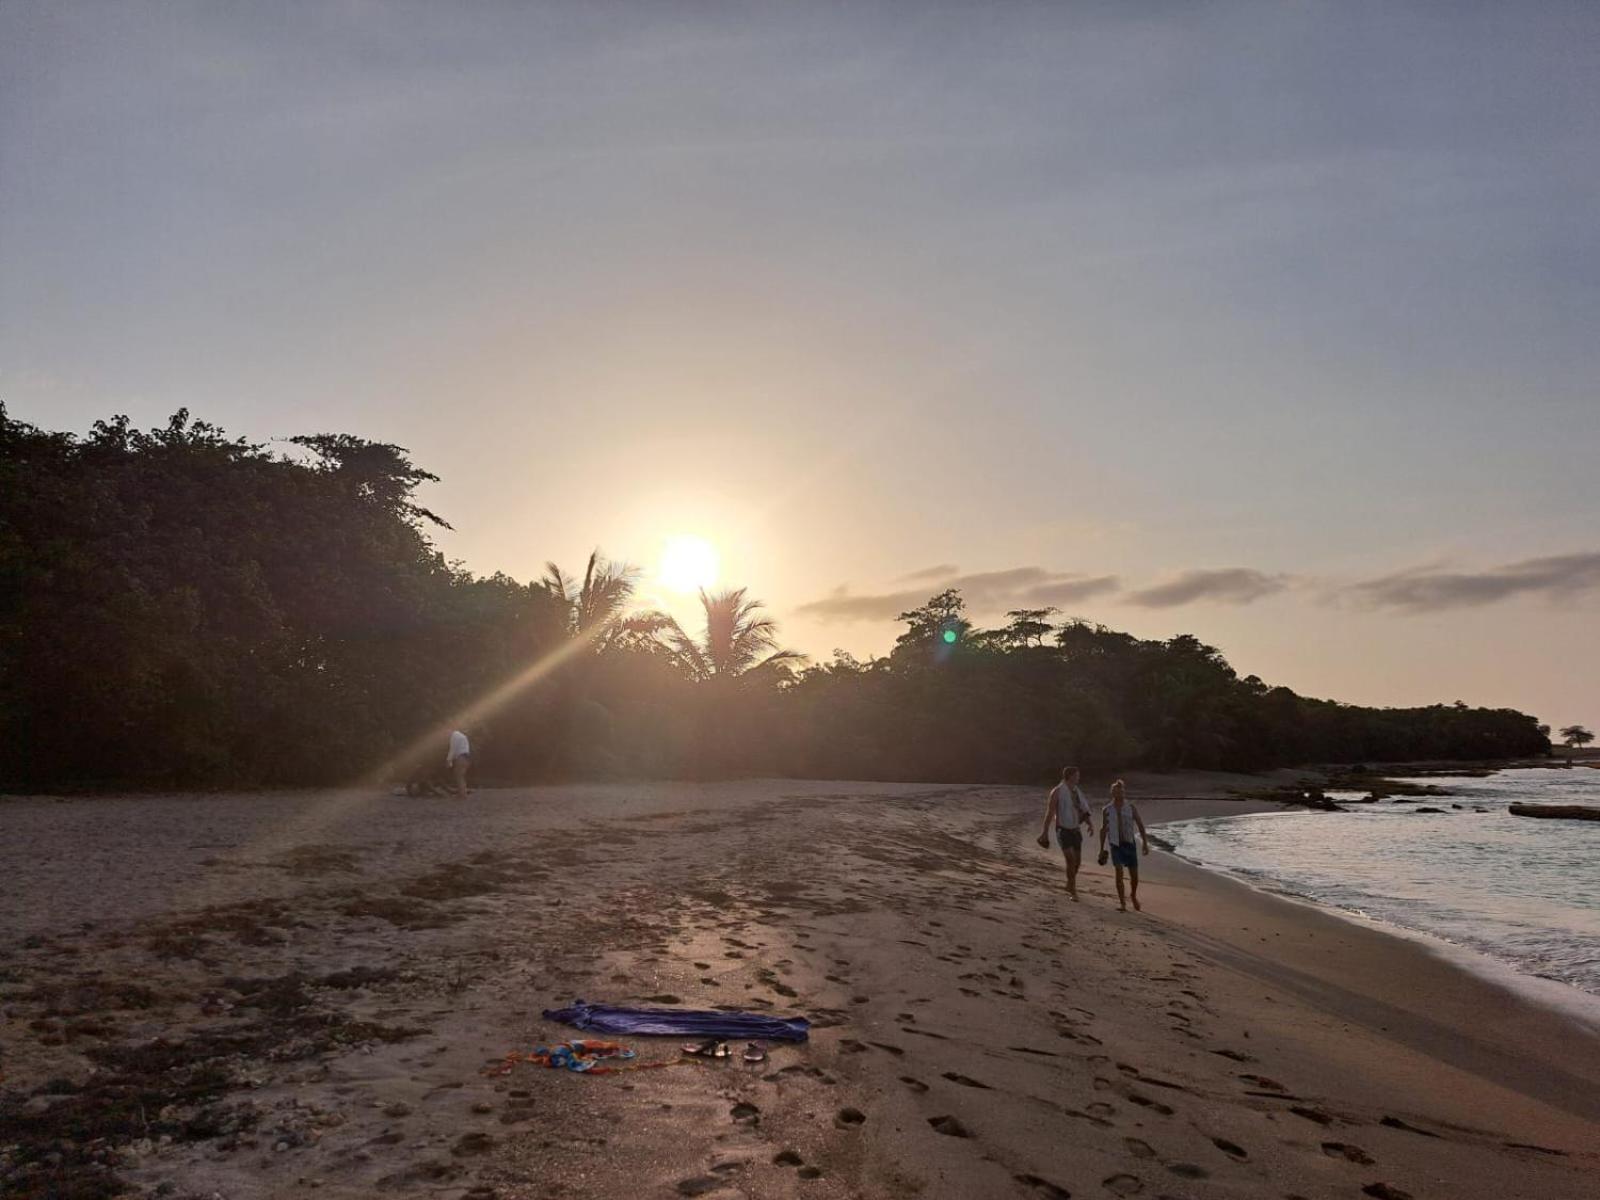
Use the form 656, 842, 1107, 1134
1163, 768, 1600, 1001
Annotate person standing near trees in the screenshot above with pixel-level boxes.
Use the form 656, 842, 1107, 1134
447, 727, 472, 797
1098, 779, 1151, 912
1038, 766, 1095, 900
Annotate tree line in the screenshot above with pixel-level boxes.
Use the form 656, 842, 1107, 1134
0, 406, 1551, 790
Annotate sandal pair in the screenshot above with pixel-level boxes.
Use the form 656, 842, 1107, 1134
681, 1039, 768, 1064
681, 1039, 731, 1059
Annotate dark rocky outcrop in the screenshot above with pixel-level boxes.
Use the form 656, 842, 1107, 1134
1509, 803, 1600, 822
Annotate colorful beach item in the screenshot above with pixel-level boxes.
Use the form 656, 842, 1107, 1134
543, 999, 811, 1042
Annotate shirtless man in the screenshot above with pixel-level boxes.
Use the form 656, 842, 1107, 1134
1037, 766, 1094, 900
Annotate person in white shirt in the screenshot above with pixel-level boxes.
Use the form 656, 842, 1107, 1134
1037, 766, 1094, 901
1097, 779, 1150, 912
446, 728, 472, 797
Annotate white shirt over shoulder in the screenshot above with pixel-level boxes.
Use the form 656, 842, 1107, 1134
1103, 799, 1141, 845
447, 730, 470, 766
1060, 784, 1092, 827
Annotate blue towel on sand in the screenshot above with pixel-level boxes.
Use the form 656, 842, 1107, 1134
543, 999, 810, 1042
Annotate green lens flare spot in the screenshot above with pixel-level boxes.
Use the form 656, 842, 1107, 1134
941, 629, 958, 644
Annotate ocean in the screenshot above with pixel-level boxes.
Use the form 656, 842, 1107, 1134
1164, 767, 1600, 1008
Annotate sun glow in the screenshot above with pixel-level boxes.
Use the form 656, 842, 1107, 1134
659, 534, 720, 594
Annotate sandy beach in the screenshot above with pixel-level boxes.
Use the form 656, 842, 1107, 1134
3, 775, 1597, 1200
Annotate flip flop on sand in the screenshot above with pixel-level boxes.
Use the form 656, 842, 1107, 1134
742, 1042, 768, 1064
681, 1039, 731, 1059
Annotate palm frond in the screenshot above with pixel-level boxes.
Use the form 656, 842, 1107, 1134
672, 586, 797, 679
661, 615, 712, 680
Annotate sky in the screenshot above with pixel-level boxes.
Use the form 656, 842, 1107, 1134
3, 1, 1596, 730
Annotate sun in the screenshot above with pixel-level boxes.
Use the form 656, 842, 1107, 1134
659, 534, 719, 594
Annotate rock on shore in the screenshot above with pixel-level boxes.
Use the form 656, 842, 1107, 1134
1508, 803, 1600, 821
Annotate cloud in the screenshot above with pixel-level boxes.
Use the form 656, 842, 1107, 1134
1126, 568, 1290, 608
895, 563, 960, 583
796, 567, 1121, 624
795, 586, 928, 623
1345, 552, 1600, 612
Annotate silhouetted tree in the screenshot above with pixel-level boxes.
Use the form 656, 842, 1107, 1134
0, 404, 1555, 790
893, 589, 971, 660
664, 588, 802, 681
539, 550, 666, 651
1000, 607, 1059, 647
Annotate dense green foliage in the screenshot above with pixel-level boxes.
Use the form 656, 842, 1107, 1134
0, 407, 1551, 789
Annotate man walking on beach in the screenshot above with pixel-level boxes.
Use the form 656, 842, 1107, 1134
1038, 766, 1094, 900
447, 727, 472, 797
1098, 780, 1150, 912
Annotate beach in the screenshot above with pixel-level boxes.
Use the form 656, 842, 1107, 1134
3, 775, 1597, 1200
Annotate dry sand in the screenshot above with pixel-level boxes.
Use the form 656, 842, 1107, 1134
2, 774, 1597, 1200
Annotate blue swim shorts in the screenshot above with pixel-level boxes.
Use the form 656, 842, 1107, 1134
1110, 842, 1139, 870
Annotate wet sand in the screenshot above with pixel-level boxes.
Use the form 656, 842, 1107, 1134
2, 775, 1597, 1199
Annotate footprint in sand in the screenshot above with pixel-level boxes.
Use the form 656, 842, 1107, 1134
1102, 1173, 1143, 1195
797, 1165, 823, 1179
1166, 1162, 1208, 1179
1124, 1137, 1156, 1158
1289, 1105, 1334, 1126
941, 1072, 991, 1089
1504, 1141, 1567, 1156
867, 1041, 906, 1056
1322, 1141, 1375, 1165
730, 1102, 760, 1124
1361, 1185, 1414, 1200
1013, 1173, 1071, 1198
927, 1115, 971, 1138
1086, 1102, 1117, 1119
899, 1076, 929, 1093
773, 1149, 803, 1166
768, 1064, 833, 1084
835, 1106, 866, 1127
1210, 1136, 1247, 1160
675, 1178, 723, 1197
1238, 1073, 1286, 1092
1379, 1116, 1440, 1139
1126, 1093, 1175, 1116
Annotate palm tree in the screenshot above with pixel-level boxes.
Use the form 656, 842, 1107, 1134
664, 587, 805, 681
539, 549, 666, 651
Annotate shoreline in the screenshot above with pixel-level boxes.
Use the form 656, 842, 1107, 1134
3, 778, 1597, 1199
1155, 808, 1600, 1033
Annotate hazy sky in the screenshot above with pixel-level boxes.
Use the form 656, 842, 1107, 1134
3, 2, 1596, 729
